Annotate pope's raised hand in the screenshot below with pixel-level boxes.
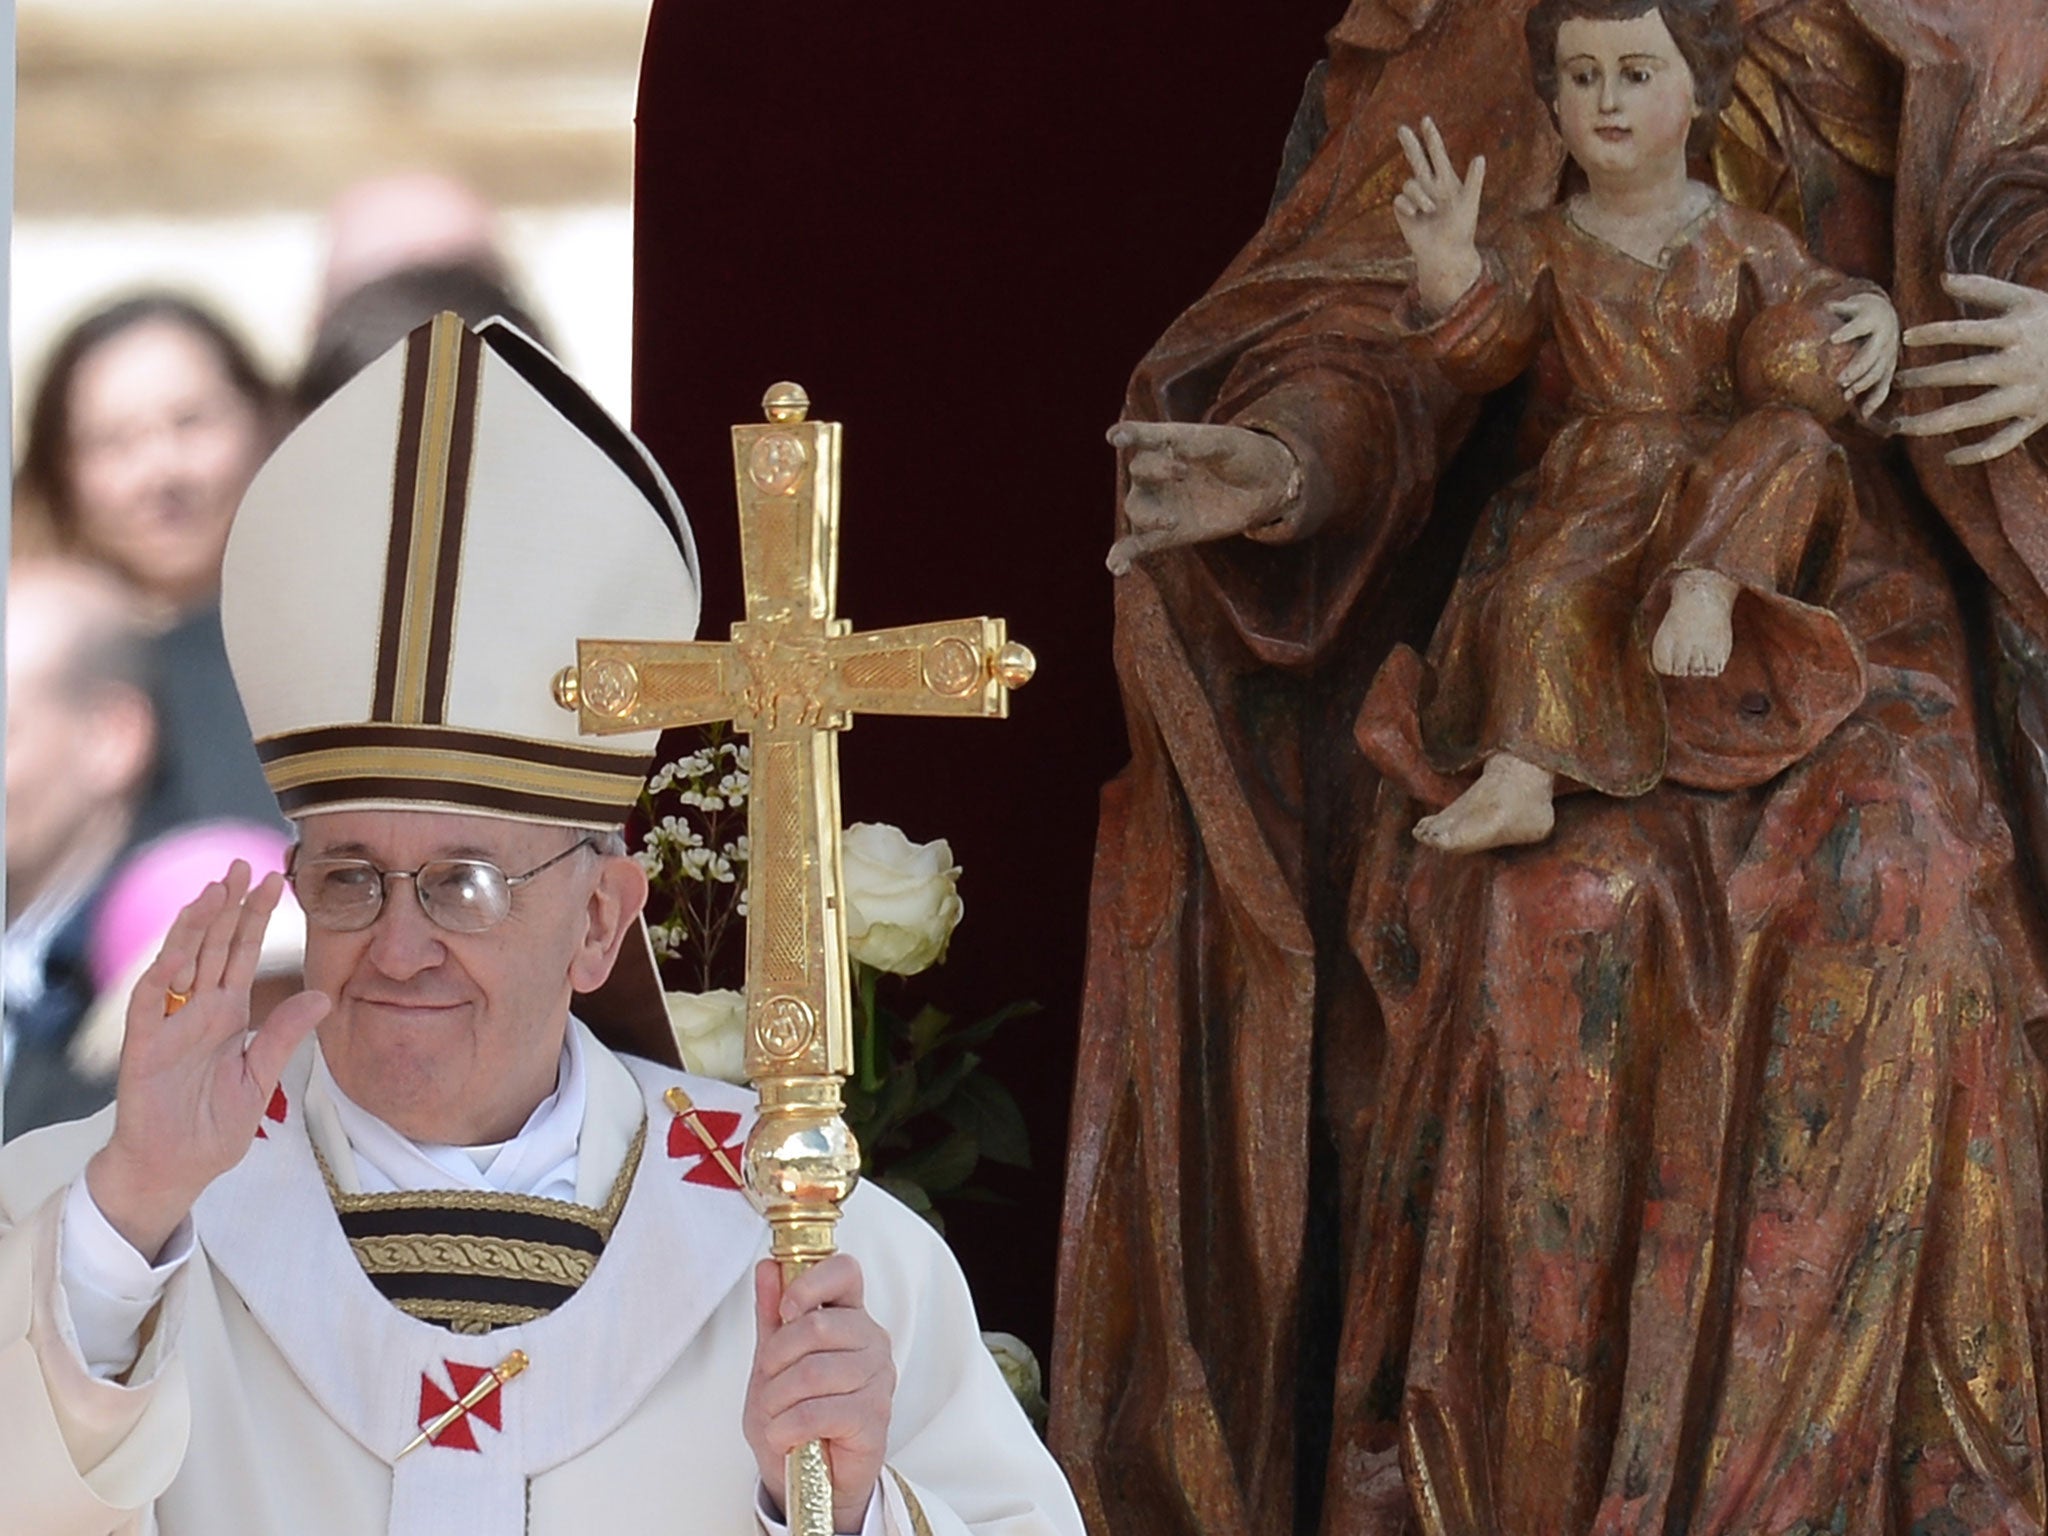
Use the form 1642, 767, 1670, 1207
745, 1253, 896, 1534
1393, 117, 1486, 315
1106, 421, 1301, 574
84, 861, 332, 1262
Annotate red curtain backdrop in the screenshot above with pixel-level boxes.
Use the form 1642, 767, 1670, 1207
634, 1, 1343, 1354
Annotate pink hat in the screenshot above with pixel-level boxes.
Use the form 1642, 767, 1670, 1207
90, 820, 303, 993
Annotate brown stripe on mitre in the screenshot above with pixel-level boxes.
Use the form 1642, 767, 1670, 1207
257, 722, 653, 826
257, 723, 651, 775
420, 326, 483, 725
373, 325, 437, 721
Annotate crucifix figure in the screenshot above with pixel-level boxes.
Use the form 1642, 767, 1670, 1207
555, 381, 1034, 1534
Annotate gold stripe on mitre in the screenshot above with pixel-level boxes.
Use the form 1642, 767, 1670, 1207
262, 744, 644, 802
391, 312, 480, 726
256, 724, 652, 823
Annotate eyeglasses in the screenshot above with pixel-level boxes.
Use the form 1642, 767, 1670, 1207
286, 838, 599, 934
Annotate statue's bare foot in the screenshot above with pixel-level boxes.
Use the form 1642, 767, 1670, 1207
1652, 569, 1739, 678
1413, 753, 1556, 852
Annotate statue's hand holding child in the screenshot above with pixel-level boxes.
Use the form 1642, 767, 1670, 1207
1393, 118, 1487, 315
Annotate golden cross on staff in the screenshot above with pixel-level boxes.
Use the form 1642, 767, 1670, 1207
555, 381, 1034, 1535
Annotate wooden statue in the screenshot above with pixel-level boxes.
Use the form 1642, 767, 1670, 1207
1055, 0, 2048, 1530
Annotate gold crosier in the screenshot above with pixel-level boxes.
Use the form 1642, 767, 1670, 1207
555, 382, 1034, 1534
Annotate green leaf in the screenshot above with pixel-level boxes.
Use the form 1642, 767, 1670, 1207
907, 1003, 954, 1056
939, 1072, 1032, 1169
911, 1049, 982, 1118
875, 1172, 931, 1212
871, 1063, 918, 1136
950, 998, 1042, 1051
843, 1089, 877, 1137
936, 1184, 1012, 1205
878, 1007, 917, 1052
885, 1128, 980, 1193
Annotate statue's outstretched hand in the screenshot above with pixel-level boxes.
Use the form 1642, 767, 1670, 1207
1896, 273, 2048, 465
1106, 421, 1300, 575
84, 861, 332, 1262
1393, 117, 1485, 315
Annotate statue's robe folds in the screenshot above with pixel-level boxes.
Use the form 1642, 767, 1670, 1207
1052, 0, 2048, 1532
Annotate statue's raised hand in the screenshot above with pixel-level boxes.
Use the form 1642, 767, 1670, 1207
1393, 117, 1486, 315
1896, 273, 2048, 464
1106, 421, 1301, 575
84, 861, 332, 1261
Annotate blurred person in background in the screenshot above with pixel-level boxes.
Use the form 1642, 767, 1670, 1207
296, 260, 551, 415
14, 292, 286, 831
315, 170, 509, 318
17, 293, 280, 617
64, 822, 304, 1096
2, 560, 162, 1136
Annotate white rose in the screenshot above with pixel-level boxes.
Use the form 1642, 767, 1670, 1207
839, 822, 963, 976
664, 988, 748, 1084
981, 1332, 1048, 1430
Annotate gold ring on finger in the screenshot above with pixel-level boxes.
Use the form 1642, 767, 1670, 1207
165, 987, 194, 1015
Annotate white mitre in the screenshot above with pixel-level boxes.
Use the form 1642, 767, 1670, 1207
220, 310, 701, 1055
223, 310, 699, 825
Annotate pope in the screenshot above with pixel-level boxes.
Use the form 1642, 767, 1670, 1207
0, 312, 1083, 1536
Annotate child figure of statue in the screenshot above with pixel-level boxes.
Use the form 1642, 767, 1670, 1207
1386, 0, 1899, 853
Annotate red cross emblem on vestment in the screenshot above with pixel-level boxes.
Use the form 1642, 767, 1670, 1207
666, 1106, 746, 1190
253, 1085, 289, 1140
416, 1360, 507, 1453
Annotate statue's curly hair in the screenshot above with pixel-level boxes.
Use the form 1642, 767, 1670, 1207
1525, 0, 1743, 118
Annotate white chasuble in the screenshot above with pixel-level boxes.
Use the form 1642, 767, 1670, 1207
190, 1038, 761, 1536
0, 1028, 1085, 1536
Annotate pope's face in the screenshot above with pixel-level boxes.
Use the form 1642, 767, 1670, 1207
1553, 10, 1699, 191
296, 808, 645, 1145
